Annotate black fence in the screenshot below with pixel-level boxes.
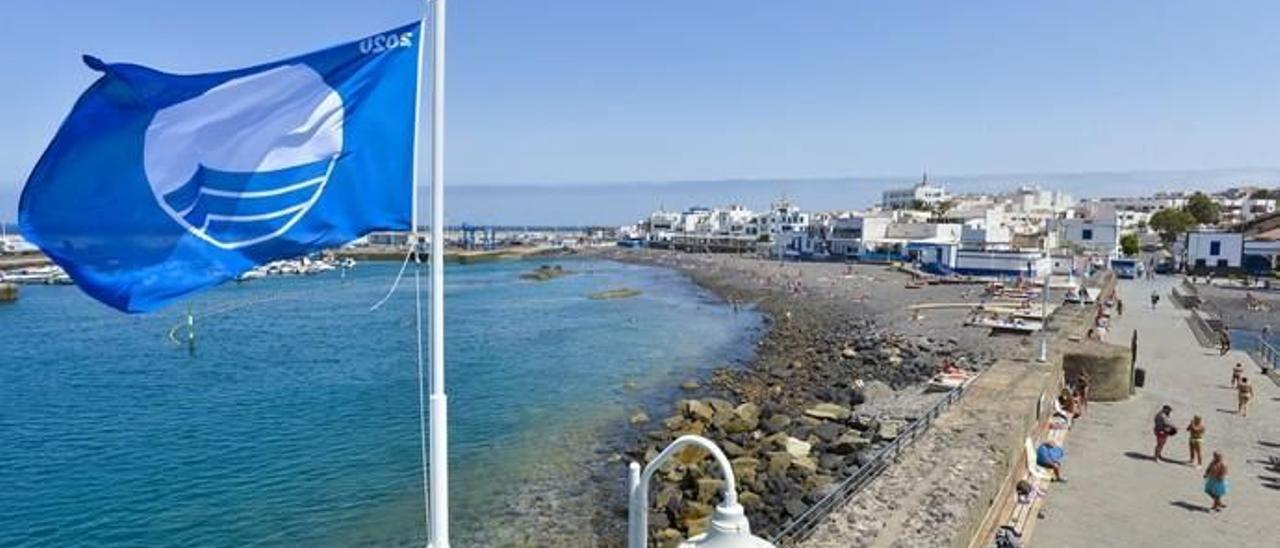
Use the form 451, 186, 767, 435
768, 383, 972, 546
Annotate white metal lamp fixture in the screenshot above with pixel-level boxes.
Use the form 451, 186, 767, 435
627, 435, 775, 548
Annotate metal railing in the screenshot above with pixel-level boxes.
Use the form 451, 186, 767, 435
768, 383, 971, 546
1249, 333, 1280, 370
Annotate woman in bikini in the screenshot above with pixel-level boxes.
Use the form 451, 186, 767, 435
1237, 377, 1254, 417
1074, 371, 1091, 415
1058, 387, 1080, 419
1204, 451, 1229, 511
1187, 415, 1206, 467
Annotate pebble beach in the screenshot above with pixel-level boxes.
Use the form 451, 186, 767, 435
575, 248, 1029, 546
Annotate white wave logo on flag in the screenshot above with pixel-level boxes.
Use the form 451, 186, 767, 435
143, 64, 345, 249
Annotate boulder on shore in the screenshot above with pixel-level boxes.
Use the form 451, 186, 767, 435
805, 403, 852, 421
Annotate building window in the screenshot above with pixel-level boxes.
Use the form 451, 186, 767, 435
1217, 259, 1229, 268
1196, 259, 1207, 267
1210, 241, 1221, 256
1082, 229, 1093, 240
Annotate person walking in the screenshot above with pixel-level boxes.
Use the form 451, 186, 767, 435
1117, 298, 1124, 317
1204, 451, 1229, 511
1074, 371, 1092, 415
1187, 415, 1206, 467
1231, 362, 1244, 388
1237, 377, 1254, 417
1153, 405, 1176, 462
1150, 291, 1160, 309
1218, 329, 1232, 356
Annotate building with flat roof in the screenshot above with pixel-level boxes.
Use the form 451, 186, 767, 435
882, 173, 949, 210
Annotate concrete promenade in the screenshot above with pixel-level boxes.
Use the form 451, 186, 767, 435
1035, 277, 1280, 547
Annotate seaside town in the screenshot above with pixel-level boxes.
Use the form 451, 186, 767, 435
618, 176, 1280, 279
7, 176, 1280, 546
7, 3, 1280, 548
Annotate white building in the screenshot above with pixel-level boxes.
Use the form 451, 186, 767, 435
1218, 196, 1276, 224
912, 243, 1052, 278
1092, 193, 1188, 214
1053, 209, 1122, 258
828, 215, 892, 258
645, 210, 682, 244
1004, 185, 1075, 215
759, 200, 810, 239
709, 205, 756, 235
881, 174, 949, 210
1184, 231, 1243, 271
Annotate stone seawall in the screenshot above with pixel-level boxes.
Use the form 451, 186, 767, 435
800, 274, 1115, 548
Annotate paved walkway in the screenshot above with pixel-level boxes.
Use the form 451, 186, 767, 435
1035, 277, 1280, 547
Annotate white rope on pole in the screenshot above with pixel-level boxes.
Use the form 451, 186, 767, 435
409, 2, 442, 545
368, 245, 416, 312
413, 252, 432, 541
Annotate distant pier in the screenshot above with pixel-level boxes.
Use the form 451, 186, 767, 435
332, 244, 558, 264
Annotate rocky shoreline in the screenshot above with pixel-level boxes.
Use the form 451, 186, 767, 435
577, 249, 1020, 547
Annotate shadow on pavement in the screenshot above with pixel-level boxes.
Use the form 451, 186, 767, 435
1215, 408, 1237, 415
1259, 440, 1280, 449
1123, 451, 1159, 462
1170, 500, 1211, 513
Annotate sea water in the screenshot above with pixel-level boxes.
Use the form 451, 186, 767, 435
0, 258, 760, 547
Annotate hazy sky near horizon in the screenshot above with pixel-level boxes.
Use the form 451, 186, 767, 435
3, 0, 1280, 221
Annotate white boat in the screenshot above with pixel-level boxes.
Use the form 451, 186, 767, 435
927, 370, 976, 392
236, 270, 267, 282
966, 314, 1043, 333
0, 265, 71, 285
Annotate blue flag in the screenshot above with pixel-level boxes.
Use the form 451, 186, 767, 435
19, 23, 421, 313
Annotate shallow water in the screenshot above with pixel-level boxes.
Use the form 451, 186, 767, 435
0, 258, 759, 547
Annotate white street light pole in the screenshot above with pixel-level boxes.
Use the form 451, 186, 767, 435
628, 435, 774, 548
1038, 267, 1050, 363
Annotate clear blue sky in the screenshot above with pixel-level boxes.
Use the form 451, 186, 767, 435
3, 0, 1280, 220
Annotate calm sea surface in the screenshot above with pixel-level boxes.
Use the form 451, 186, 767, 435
0, 258, 759, 547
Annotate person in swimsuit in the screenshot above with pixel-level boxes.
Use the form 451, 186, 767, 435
1074, 371, 1091, 414
1153, 405, 1175, 462
1187, 415, 1206, 467
1231, 363, 1244, 388
1058, 388, 1081, 419
1204, 451, 1229, 511
1237, 377, 1254, 417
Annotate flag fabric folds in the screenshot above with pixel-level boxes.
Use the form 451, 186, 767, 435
19, 22, 420, 313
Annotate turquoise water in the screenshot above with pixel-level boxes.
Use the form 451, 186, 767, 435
0, 258, 759, 547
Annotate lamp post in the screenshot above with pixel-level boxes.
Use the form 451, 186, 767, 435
1038, 257, 1051, 363
627, 435, 775, 548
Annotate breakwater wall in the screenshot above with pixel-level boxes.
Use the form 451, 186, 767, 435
799, 274, 1117, 548
961, 274, 1121, 548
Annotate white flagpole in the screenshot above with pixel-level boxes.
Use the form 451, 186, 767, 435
425, 0, 450, 546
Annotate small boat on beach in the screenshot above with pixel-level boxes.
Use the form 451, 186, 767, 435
966, 314, 1042, 334
927, 370, 976, 392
